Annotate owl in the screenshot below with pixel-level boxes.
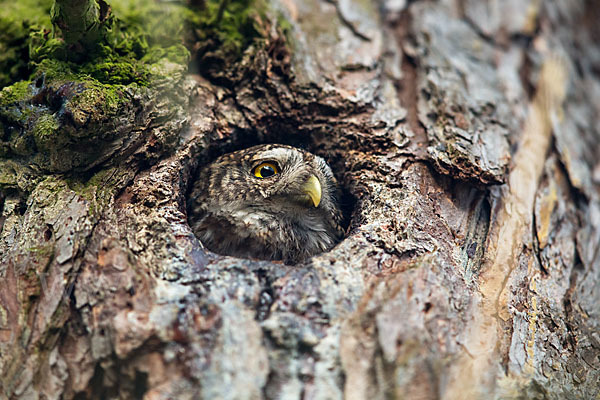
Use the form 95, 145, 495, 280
187, 144, 344, 264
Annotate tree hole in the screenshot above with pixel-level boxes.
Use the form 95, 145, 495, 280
423, 302, 432, 313
43, 224, 53, 241
185, 127, 357, 264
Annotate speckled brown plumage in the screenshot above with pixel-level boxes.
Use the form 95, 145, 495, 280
187, 144, 344, 264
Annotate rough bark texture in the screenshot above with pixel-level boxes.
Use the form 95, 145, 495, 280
1, 0, 600, 399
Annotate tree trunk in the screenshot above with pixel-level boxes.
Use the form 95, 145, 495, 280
1, 0, 599, 399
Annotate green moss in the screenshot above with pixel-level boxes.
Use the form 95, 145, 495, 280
0, 0, 268, 90
65, 167, 119, 217
31, 45, 158, 88
86, 1, 191, 84
11, 134, 34, 157
0, 80, 32, 106
142, 44, 190, 66
0, 160, 41, 192
0, 0, 52, 87
0, 19, 33, 88
84, 61, 149, 85
277, 13, 294, 43
0, 0, 53, 26
0, 0, 191, 89
68, 83, 123, 121
186, 0, 267, 65
27, 244, 55, 259
86, 166, 117, 187
28, 31, 67, 66
0, 161, 18, 188
8, 57, 128, 115
111, 0, 187, 45
32, 113, 60, 150
31, 58, 73, 82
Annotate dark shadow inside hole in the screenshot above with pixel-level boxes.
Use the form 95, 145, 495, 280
43, 224, 53, 241
133, 370, 149, 398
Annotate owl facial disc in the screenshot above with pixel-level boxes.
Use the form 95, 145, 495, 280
303, 175, 322, 207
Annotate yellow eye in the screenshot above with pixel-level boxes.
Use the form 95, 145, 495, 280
253, 162, 279, 178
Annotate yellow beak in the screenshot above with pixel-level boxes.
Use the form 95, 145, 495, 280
303, 175, 322, 207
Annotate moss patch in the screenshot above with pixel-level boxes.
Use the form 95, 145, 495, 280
0, 0, 197, 176
32, 113, 60, 150
0, 19, 35, 88
186, 0, 269, 80
0, 0, 190, 90
0, 160, 41, 192
188, 0, 264, 56
0, 0, 273, 90
0, 81, 33, 107
0, 0, 52, 87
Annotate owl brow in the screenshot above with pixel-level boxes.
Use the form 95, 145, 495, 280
250, 159, 280, 169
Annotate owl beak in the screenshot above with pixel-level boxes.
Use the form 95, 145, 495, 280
303, 175, 322, 207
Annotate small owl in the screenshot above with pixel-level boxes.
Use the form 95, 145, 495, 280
187, 144, 344, 263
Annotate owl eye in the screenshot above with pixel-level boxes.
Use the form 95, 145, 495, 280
253, 162, 279, 178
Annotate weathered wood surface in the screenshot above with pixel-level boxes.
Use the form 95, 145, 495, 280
1, 0, 599, 398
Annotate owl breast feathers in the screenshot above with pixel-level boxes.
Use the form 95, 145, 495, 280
187, 144, 344, 264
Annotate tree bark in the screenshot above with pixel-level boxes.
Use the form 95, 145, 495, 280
1, 0, 599, 399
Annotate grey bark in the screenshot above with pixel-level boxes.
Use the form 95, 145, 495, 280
1, 0, 600, 399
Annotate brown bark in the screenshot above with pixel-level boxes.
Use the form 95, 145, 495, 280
2, 0, 600, 399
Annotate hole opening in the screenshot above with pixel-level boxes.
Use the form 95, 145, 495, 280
185, 126, 357, 264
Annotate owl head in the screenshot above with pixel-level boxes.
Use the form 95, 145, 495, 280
188, 144, 344, 263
